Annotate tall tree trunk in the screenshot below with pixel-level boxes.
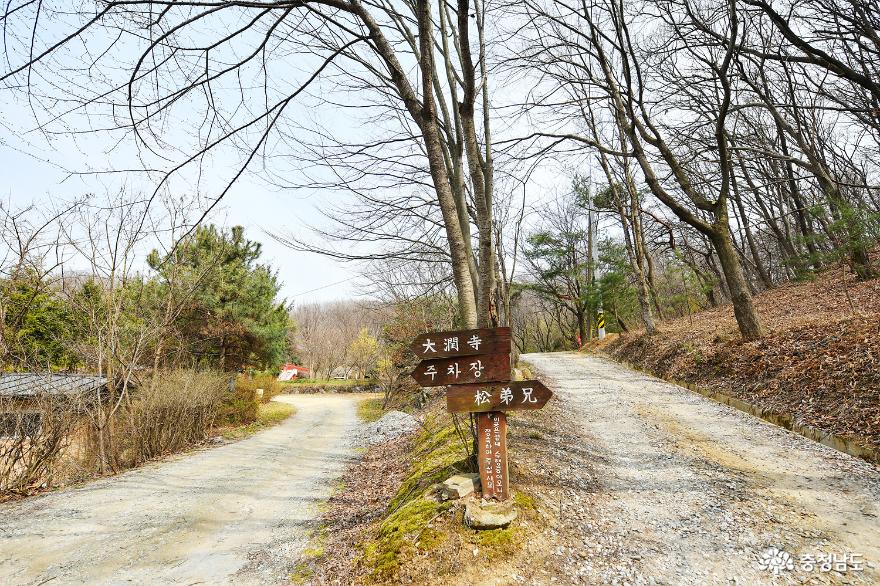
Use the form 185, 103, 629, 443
730, 168, 773, 289
627, 181, 658, 335
356, 0, 479, 326
458, 0, 494, 327
710, 229, 764, 339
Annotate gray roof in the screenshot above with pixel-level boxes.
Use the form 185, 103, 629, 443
0, 373, 108, 398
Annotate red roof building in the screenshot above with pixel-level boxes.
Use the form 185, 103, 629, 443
278, 364, 310, 381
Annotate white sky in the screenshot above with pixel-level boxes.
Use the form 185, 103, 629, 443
0, 4, 597, 305
0, 136, 362, 304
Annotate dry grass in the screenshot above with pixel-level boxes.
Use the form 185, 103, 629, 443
604, 267, 880, 451
220, 401, 296, 440
356, 398, 385, 423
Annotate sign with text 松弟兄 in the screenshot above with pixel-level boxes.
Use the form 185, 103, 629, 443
444, 381, 553, 413
409, 327, 511, 359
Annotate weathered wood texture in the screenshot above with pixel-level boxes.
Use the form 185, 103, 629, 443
410, 353, 510, 386
445, 381, 553, 413
409, 327, 511, 359
477, 411, 509, 501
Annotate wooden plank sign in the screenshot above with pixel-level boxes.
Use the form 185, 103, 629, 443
408, 326, 550, 504
409, 327, 510, 359
445, 380, 553, 413
410, 353, 510, 387
477, 412, 509, 501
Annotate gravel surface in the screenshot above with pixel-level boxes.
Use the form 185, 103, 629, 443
0, 394, 360, 585
522, 352, 880, 585
352, 410, 420, 446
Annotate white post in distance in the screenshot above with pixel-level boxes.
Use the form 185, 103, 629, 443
591, 207, 605, 340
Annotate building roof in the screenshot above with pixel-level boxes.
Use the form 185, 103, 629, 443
282, 364, 310, 372
0, 373, 108, 398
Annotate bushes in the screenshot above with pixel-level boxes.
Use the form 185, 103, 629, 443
218, 385, 258, 427
235, 373, 281, 404
0, 395, 84, 496
0, 369, 275, 499
125, 370, 227, 463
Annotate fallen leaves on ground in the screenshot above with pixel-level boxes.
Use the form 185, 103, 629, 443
605, 266, 880, 452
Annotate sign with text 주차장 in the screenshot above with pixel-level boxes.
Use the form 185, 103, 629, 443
410, 353, 511, 387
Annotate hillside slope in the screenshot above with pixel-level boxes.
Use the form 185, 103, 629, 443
604, 268, 880, 453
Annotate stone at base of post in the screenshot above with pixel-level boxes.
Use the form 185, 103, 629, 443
464, 497, 518, 530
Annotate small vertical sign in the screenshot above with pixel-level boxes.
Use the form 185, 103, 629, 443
477, 411, 508, 501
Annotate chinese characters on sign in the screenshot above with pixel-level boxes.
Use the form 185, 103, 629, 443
410, 327, 511, 359
445, 381, 553, 413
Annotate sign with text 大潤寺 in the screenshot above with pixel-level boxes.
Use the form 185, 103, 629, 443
445, 381, 552, 413
409, 327, 511, 360
410, 353, 510, 387
477, 412, 508, 501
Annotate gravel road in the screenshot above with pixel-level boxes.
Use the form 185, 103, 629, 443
522, 352, 880, 585
0, 394, 360, 585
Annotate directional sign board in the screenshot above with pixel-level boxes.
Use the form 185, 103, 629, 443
408, 326, 550, 505
445, 381, 552, 413
477, 412, 509, 501
410, 327, 511, 360
410, 353, 510, 387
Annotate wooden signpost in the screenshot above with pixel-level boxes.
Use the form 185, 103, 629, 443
409, 326, 552, 505
477, 411, 508, 500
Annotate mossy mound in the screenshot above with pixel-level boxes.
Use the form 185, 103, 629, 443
361, 416, 469, 579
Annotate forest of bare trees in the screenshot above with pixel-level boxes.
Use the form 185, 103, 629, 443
1, 0, 878, 351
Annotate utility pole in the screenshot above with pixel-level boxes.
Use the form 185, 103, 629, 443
591, 207, 605, 340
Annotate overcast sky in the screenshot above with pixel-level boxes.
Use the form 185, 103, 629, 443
0, 140, 362, 304
0, 4, 595, 307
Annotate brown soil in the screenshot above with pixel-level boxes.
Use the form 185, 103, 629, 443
603, 267, 880, 452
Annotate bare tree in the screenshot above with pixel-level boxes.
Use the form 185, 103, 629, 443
1, 0, 506, 328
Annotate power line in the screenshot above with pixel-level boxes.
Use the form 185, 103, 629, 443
288, 275, 358, 297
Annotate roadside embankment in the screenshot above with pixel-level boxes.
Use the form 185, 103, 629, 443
601, 268, 880, 457
299, 393, 600, 585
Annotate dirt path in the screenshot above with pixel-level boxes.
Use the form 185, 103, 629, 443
0, 394, 360, 585
521, 352, 880, 585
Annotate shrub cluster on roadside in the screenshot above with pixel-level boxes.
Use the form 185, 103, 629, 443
0, 370, 240, 499
235, 373, 282, 404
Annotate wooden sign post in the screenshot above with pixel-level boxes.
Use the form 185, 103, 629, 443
477, 411, 508, 500
410, 326, 552, 506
